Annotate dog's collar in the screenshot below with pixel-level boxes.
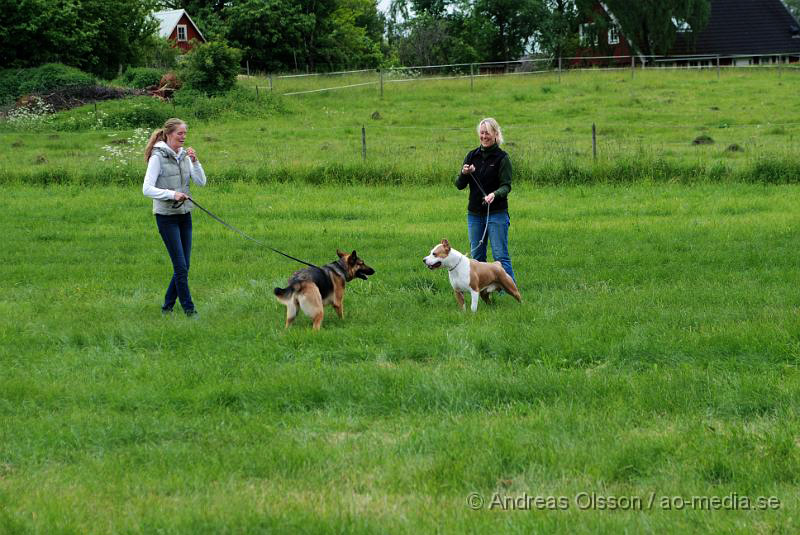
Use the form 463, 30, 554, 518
448, 254, 464, 272
327, 259, 349, 281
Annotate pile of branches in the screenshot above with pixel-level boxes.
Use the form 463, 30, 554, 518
17, 85, 145, 112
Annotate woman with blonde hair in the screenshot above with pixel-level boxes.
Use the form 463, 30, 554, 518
455, 117, 516, 283
142, 118, 207, 316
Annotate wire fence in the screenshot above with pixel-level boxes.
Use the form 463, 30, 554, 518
240, 53, 800, 97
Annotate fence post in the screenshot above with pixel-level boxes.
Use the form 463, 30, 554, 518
716, 55, 720, 80
470, 63, 474, 91
779, 55, 782, 78
380, 68, 384, 98
361, 126, 366, 161
255, 85, 259, 98
247, 60, 250, 76
94, 102, 98, 122
558, 57, 562, 83
631, 55, 635, 79
592, 123, 597, 161
269, 74, 273, 91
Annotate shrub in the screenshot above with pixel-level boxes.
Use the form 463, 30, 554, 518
0, 63, 95, 105
139, 37, 181, 70
180, 41, 242, 94
172, 86, 284, 121
117, 67, 165, 89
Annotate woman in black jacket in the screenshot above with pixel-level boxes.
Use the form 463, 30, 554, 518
455, 117, 516, 282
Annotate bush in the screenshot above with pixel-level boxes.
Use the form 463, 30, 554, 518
172, 86, 284, 121
180, 41, 242, 94
139, 37, 181, 70
117, 67, 165, 89
0, 63, 95, 105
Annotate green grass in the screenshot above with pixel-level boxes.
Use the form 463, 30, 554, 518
2, 68, 800, 184
2, 182, 800, 533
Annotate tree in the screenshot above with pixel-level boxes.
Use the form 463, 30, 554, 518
0, 0, 158, 78
395, 11, 479, 66
226, 0, 315, 71
227, 0, 384, 72
784, 0, 800, 19
471, 0, 545, 61
180, 41, 241, 93
602, 0, 710, 56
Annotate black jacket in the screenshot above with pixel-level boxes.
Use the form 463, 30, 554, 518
454, 144, 512, 214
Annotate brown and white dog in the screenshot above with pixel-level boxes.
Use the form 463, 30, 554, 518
423, 239, 521, 312
274, 250, 375, 330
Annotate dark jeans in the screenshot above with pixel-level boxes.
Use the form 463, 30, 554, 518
467, 210, 515, 282
155, 213, 194, 312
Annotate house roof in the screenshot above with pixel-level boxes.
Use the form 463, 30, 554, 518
670, 0, 800, 56
152, 9, 206, 42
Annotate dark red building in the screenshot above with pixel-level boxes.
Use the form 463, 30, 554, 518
152, 9, 207, 52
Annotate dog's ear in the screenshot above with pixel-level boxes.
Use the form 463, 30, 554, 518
348, 250, 358, 265
337, 249, 345, 258
441, 239, 450, 253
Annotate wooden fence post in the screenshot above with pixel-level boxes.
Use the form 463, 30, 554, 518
470, 63, 474, 91
269, 74, 273, 91
558, 57, 562, 83
361, 126, 366, 161
592, 123, 597, 161
246, 60, 250, 76
716, 55, 720, 80
380, 69, 384, 98
631, 55, 635, 79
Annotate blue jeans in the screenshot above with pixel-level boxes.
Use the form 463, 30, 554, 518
155, 213, 195, 312
467, 210, 515, 282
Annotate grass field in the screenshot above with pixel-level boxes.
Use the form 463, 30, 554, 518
2, 181, 800, 533
2, 68, 800, 185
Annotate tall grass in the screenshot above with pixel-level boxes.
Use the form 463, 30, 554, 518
2, 69, 799, 185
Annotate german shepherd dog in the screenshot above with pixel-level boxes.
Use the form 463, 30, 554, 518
273, 250, 375, 330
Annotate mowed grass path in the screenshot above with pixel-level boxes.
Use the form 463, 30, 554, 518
2, 182, 800, 533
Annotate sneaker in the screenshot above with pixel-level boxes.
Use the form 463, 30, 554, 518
161, 307, 173, 315
184, 309, 198, 318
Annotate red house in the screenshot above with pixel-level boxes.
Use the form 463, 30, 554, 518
573, 1, 637, 67
152, 9, 206, 52
572, 0, 800, 67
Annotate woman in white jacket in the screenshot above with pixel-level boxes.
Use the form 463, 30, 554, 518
142, 118, 207, 316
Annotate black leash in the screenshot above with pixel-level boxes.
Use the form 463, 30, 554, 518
173, 196, 319, 268
467, 171, 491, 259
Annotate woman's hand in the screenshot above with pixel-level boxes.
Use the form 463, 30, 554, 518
462, 164, 475, 175
484, 192, 495, 204
186, 147, 197, 162
174, 191, 188, 201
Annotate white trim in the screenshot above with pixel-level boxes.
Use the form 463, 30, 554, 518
608, 24, 620, 45
152, 9, 206, 43
599, 1, 644, 60
177, 24, 188, 42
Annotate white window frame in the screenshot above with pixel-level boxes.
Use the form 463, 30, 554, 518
608, 24, 620, 45
177, 24, 188, 42
579, 23, 596, 47
671, 17, 690, 33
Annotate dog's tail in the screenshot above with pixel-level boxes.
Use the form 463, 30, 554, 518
273, 286, 294, 303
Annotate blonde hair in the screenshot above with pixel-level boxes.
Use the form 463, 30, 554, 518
144, 118, 186, 162
478, 118, 504, 145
